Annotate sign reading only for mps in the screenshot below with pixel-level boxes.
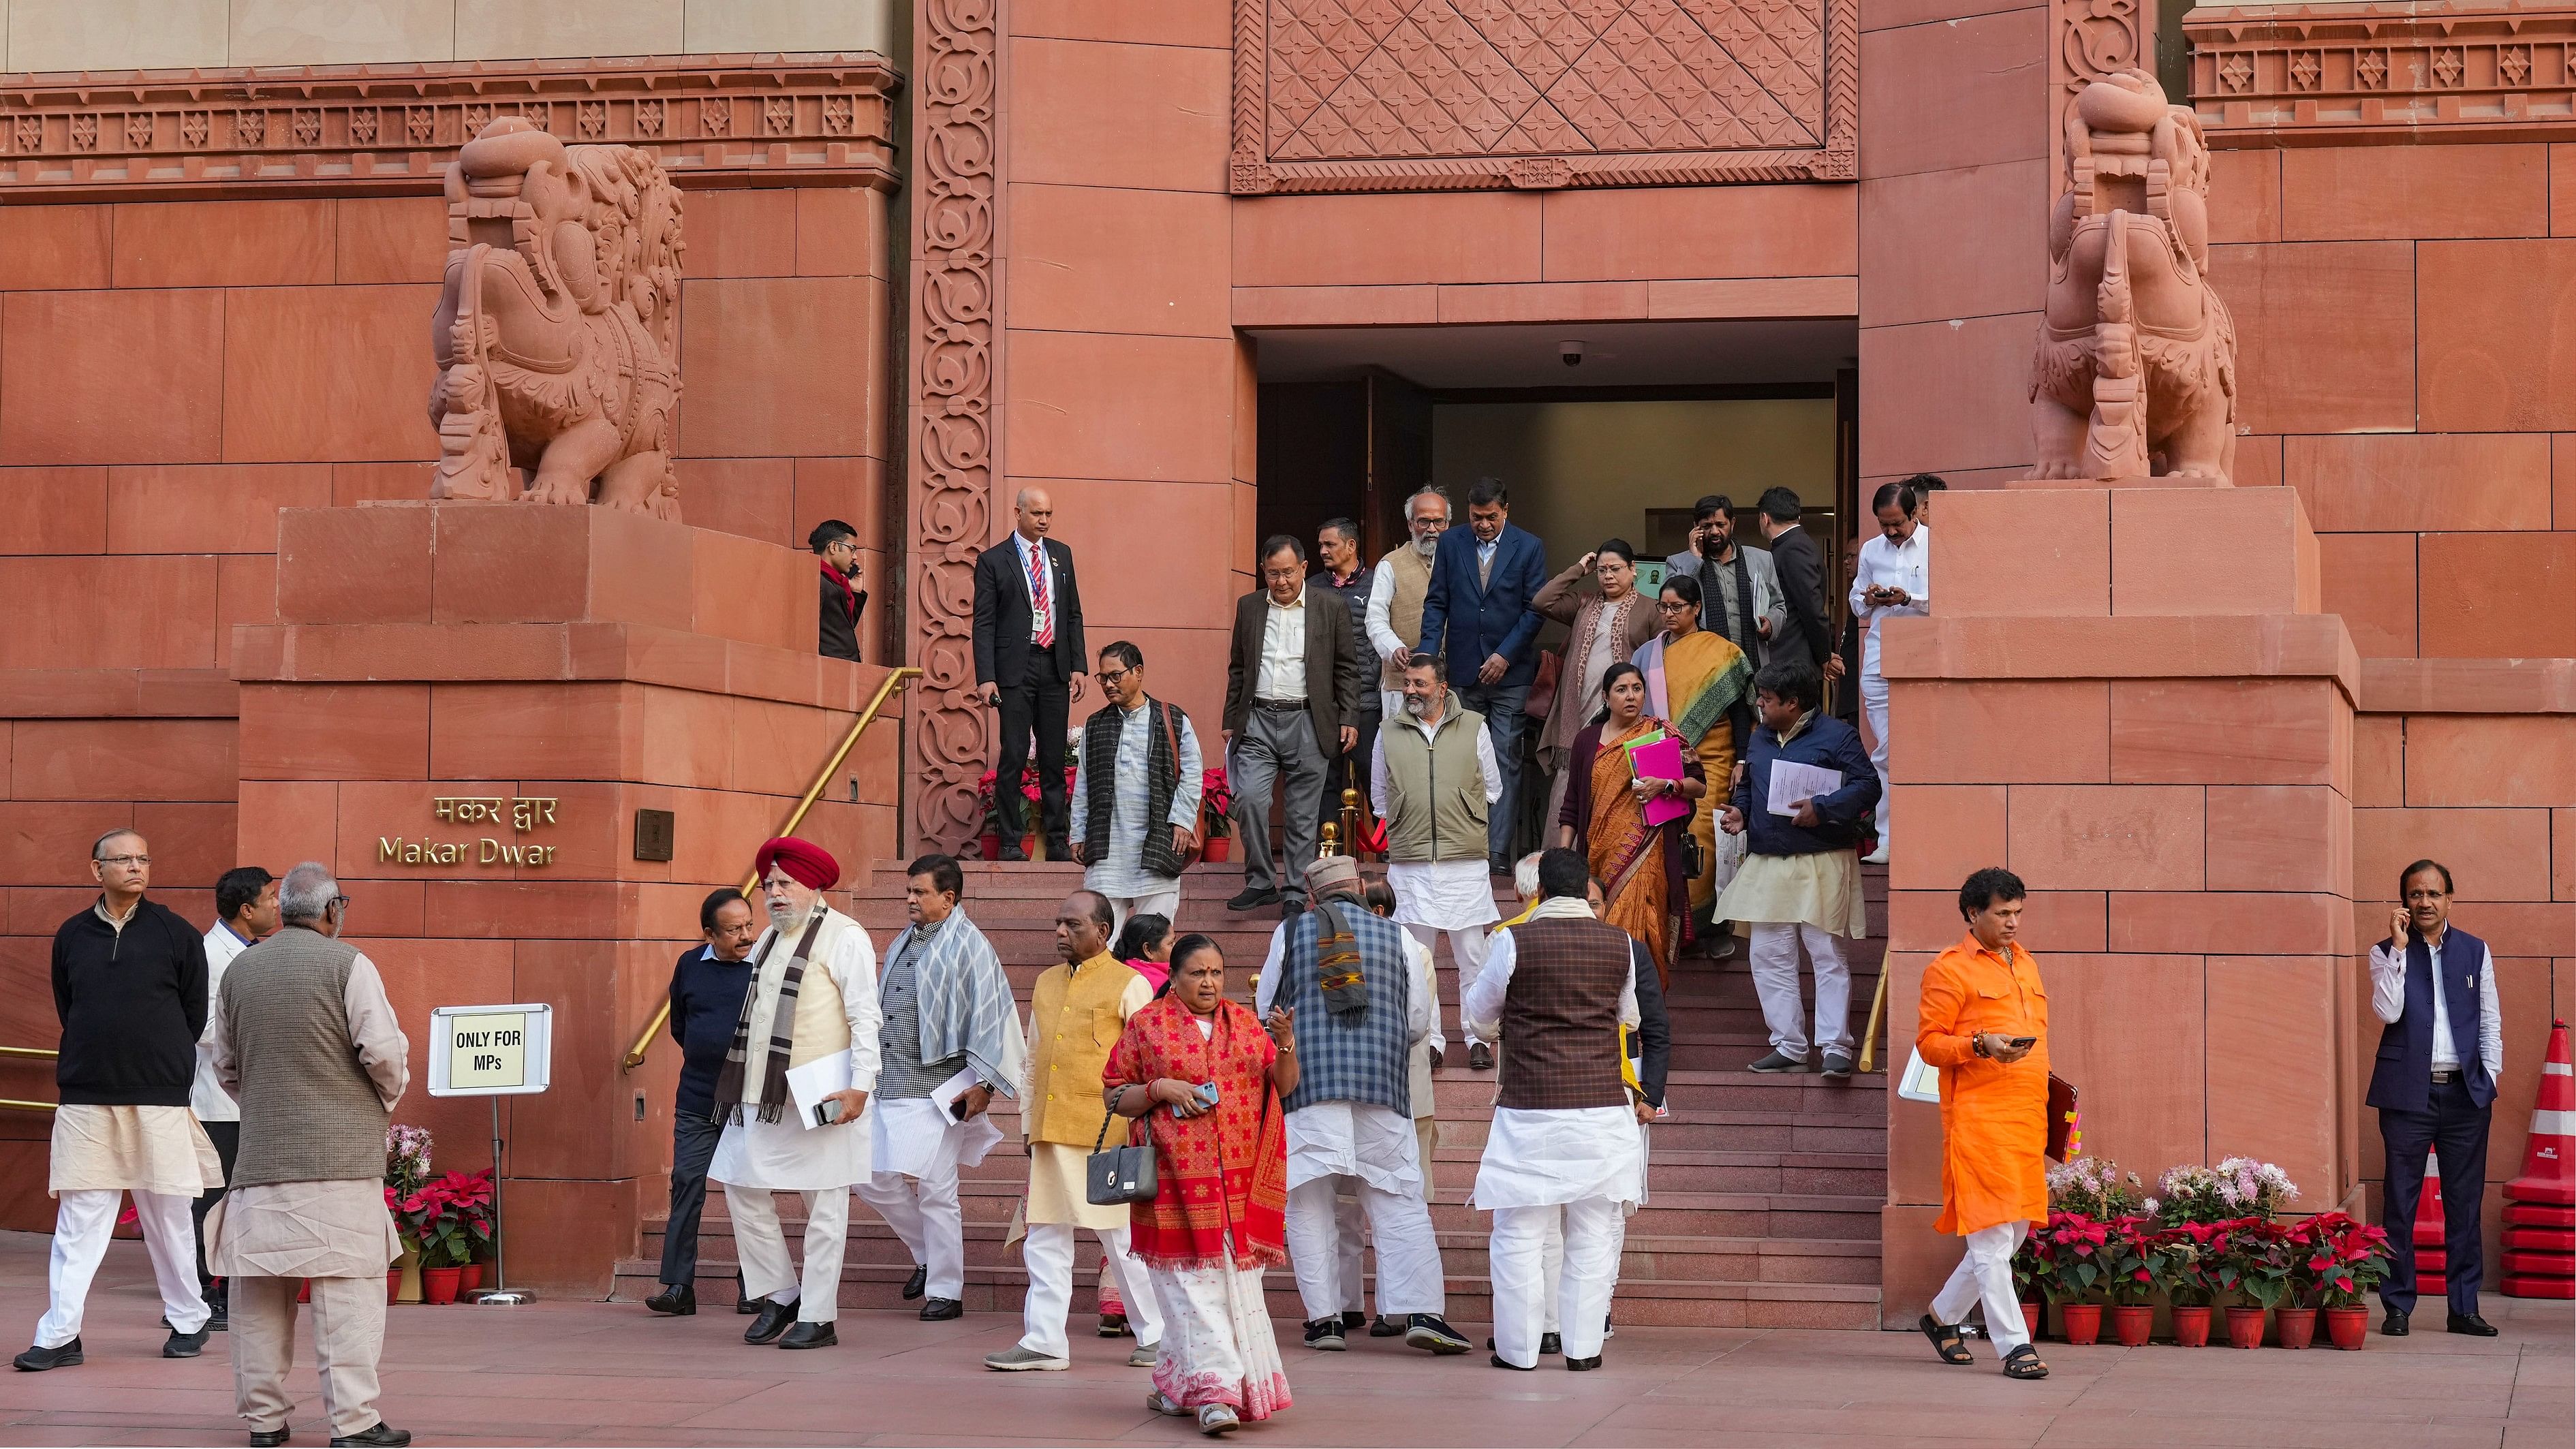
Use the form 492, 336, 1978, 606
427, 1003, 555, 1098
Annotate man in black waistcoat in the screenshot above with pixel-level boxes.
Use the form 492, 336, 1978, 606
645, 888, 761, 1317
2367, 858, 2503, 1338
1069, 641, 1202, 938
973, 486, 1087, 860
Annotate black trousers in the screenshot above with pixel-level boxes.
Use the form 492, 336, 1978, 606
659, 1110, 725, 1288
994, 652, 1070, 843
193, 1119, 239, 1293
2378, 1075, 2490, 1316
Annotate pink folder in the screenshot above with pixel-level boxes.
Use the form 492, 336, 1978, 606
1628, 735, 1691, 827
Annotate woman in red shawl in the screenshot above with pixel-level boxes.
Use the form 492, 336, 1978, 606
1103, 935, 1298, 1436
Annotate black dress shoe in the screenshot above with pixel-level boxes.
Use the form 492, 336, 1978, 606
1427, 1046, 1444, 1070
1489, 1353, 1534, 1371
1468, 1042, 1494, 1072
2447, 1311, 2499, 1337
735, 1277, 758, 1314
901, 1265, 927, 1301
1369, 1315, 1405, 1338
12, 1339, 81, 1371
164, 1326, 212, 1358
2382, 1308, 2409, 1337
328, 1425, 412, 1448
1226, 886, 1279, 912
1565, 1354, 1602, 1371
645, 1283, 696, 1316
918, 1297, 963, 1322
249, 1428, 290, 1447
779, 1321, 837, 1350
1280, 898, 1306, 920
998, 842, 1029, 862
1339, 1310, 1366, 1331
1044, 837, 1072, 863
743, 1298, 797, 1345
1540, 1332, 1562, 1357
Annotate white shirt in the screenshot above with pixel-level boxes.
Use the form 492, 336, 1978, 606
194, 922, 252, 1122
1016, 531, 1055, 642
1850, 523, 1932, 636
1068, 698, 1205, 896
1256, 585, 1309, 701
708, 909, 882, 1192
1369, 709, 1504, 929
1365, 554, 1420, 668
1255, 914, 1438, 1194
2368, 929, 2504, 1082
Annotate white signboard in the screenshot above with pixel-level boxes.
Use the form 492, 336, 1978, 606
426, 1003, 553, 1097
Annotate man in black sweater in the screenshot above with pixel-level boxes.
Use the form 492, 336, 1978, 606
645, 888, 762, 1317
18, 828, 221, 1372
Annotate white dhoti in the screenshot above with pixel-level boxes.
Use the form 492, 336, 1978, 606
1472, 1104, 1643, 1369
854, 1097, 1001, 1303
1147, 1248, 1292, 1420
713, 1112, 873, 1324
36, 1104, 222, 1347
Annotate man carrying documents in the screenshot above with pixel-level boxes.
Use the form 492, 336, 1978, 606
1714, 660, 1880, 1078
709, 837, 881, 1351
855, 853, 1025, 1323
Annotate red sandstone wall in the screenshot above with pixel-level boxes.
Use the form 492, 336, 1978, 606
0, 187, 894, 1233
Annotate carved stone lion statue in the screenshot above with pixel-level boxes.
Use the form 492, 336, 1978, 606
429, 118, 685, 516
2030, 70, 2237, 484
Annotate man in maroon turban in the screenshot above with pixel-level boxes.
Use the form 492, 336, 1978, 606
754, 837, 841, 893
709, 834, 878, 1350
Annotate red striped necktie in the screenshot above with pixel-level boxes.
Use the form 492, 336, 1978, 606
1027, 540, 1053, 648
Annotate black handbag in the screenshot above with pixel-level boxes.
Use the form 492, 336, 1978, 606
1085, 1101, 1158, 1206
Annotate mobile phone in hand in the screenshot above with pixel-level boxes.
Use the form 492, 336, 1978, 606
2007, 1035, 2036, 1050
1194, 1082, 1221, 1110
813, 1098, 845, 1126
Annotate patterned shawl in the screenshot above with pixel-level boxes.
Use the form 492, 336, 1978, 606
1102, 995, 1289, 1271
712, 909, 826, 1125
888, 908, 1026, 1095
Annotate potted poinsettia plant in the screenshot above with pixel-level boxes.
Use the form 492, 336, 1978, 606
395, 1170, 495, 1304
2031, 1212, 2111, 1345
384, 1125, 433, 1303
2306, 1212, 2391, 1350
975, 770, 1002, 860
1199, 766, 1234, 862
2212, 1218, 2295, 1347
2158, 1221, 2223, 1345
2096, 1217, 2167, 1346
2272, 1216, 2327, 1348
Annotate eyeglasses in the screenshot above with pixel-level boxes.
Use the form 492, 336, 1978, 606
1096, 666, 1132, 686
95, 855, 150, 868
1654, 599, 1692, 612
329, 894, 352, 910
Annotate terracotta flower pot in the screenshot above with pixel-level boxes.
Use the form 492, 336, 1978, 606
2323, 1305, 2368, 1350
2274, 1306, 2316, 1350
979, 833, 1001, 862
2110, 1303, 2153, 1347
386, 1270, 401, 1305
2058, 1303, 2102, 1346
2171, 1305, 2213, 1347
1202, 836, 1230, 864
421, 1266, 465, 1305
2021, 1300, 2046, 1341
1021, 832, 1040, 861
461, 1262, 484, 1293
296, 1279, 310, 1304
2225, 1305, 2267, 1349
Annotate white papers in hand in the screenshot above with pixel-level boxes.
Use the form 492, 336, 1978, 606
1767, 760, 1842, 816
932, 1066, 983, 1124
784, 1054, 853, 1128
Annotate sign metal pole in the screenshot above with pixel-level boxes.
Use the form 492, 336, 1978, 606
478, 1095, 529, 1305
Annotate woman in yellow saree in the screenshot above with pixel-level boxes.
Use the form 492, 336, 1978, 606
1555, 662, 1707, 981
1631, 575, 1752, 957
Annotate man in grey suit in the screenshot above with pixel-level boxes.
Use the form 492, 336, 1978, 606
1225, 535, 1366, 918
1664, 494, 1786, 667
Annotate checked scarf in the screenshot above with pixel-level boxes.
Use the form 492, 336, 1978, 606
713, 908, 827, 1125
888, 908, 1026, 1096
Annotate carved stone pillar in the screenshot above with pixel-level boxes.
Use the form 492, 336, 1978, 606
2052, 0, 2152, 180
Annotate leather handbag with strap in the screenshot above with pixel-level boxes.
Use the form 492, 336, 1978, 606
1159, 701, 1205, 869
1085, 1103, 1158, 1206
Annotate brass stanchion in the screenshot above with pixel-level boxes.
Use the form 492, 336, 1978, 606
1858, 961, 1891, 1074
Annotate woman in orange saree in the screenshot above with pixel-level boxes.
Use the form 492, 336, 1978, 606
1555, 663, 1707, 982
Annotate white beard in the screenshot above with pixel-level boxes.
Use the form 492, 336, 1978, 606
1412, 535, 1438, 559
766, 899, 800, 930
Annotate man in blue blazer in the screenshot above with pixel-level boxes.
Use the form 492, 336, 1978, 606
1414, 478, 1547, 873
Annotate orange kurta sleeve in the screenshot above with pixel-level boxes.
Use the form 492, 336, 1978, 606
1916, 937, 2051, 1237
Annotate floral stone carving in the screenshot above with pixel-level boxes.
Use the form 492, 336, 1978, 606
429, 118, 685, 516
2030, 70, 2238, 486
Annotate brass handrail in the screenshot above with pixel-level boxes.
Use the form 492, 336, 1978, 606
621, 666, 920, 1070
0, 1045, 59, 1059
1, 1100, 55, 1112
3, 1045, 59, 1109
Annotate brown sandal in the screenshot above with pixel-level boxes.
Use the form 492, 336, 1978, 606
2002, 1343, 2049, 1380
1920, 1314, 1973, 1365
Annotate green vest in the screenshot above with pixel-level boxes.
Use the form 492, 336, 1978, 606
1382, 706, 1489, 864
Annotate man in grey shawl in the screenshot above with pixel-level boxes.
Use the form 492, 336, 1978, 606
853, 854, 1027, 1321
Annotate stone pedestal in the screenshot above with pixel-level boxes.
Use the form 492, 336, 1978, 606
232, 502, 901, 1293
1876, 484, 2362, 1322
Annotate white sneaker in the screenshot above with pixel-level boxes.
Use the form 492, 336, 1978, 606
1863, 845, 1890, 864
983, 1345, 1070, 1371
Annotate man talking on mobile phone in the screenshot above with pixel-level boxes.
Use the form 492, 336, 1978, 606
1912, 868, 2052, 1382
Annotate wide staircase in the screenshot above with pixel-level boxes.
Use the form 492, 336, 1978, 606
615, 860, 1889, 1329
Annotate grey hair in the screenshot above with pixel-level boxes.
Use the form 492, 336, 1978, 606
278, 861, 341, 923
1405, 485, 1450, 520
91, 827, 144, 860
1512, 850, 1545, 902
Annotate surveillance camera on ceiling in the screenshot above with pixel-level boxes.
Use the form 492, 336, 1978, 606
1559, 341, 1585, 367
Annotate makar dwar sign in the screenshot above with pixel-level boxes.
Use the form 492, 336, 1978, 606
378, 796, 564, 869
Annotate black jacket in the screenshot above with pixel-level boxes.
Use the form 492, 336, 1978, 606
973, 535, 1086, 687
1766, 525, 1835, 673
51, 897, 208, 1106
1626, 939, 1672, 1110
667, 944, 756, 1120
818, 566, 866, 663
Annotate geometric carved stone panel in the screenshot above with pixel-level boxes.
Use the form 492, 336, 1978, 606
1232, 0, 1855, 192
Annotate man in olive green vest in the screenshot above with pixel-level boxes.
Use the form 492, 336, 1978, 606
206, 862, 412, 1448
1372, 652, 1503, 1071
988, 890, 1162, 1371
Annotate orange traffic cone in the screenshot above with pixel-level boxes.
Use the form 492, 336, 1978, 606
2415, 1147, 2446, 1245
2504, 1019, 2574, 1207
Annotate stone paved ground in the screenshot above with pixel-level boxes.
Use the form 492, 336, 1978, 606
1, 1232, 2566, 1448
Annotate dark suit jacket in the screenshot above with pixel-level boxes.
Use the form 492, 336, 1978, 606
1416, 522, 1549, 689
972, 534, 1086, 687
818, 566, 865, 663
1224, 586, 1365, 758
1766, 524, 1835, 672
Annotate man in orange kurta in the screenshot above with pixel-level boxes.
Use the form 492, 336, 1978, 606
1914, 867, 2051, 1379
